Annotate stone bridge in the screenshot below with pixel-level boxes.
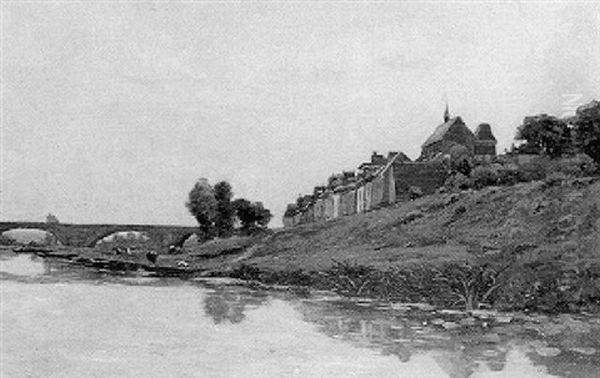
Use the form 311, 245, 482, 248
0, 222, 199, 248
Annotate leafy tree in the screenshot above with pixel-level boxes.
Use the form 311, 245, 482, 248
254, 202, 272, 227
515, 114, 571, 158
572, 100, 600, 165
186, 178, 217, 236
233, 199, 272, 231
233, 199, 253, 229
214, 181, 234, 237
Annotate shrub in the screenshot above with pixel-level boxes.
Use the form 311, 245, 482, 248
432, 261, 512, 311
543, 172, 568, 187
408, 186, 423, 199
496, 165, 520, 186
551, 153, 598, 177
229, 264, 261, 281
444, 172, 471, 191
0, 235, 15, 245
398, 210, 424, 225
323, 260, 377, 296
517, 156, 550, 182
471, 166, 499, 188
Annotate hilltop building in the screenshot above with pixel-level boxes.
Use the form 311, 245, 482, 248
420, 116, 474, 160
419, 107, 497, 161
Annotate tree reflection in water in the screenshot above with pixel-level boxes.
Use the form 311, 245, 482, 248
203, 285, 268, 324
297, 299, 518, 377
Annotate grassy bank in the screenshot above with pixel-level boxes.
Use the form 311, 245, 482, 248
220, 175, 600, 313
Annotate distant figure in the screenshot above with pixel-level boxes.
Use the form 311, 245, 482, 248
126, 247, 132, 255
146, 251, 158, 264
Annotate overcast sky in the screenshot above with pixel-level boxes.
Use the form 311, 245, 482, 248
2, 1, 599, 227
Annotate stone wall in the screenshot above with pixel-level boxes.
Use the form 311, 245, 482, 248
393, 161, 449, 198
474, 140, 496, 155
340, 190, 356, 216
372, 176, 384, 207
364, 181, 373, 211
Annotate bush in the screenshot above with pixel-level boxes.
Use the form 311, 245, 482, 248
408, 186, 423, 199
471, 166, 499, 188
397, 210, 424, 225
543, 172, 568, 187
496, 165, 520, 186
0, 235, 15, 245
229, 264, 262, 281
551, 154, 598, 177
497, 259, 600, 312
516, 156, 550, 182
444, 172, 471, 191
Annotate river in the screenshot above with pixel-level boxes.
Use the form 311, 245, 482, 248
2, 252, 600, 377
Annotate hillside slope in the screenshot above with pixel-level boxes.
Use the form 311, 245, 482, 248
241, 177, 600, 272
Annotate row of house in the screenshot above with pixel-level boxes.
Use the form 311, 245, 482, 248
283, 106, 498, 227
283, 152, 401, 227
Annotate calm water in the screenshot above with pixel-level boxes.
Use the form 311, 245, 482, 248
2, 252, 600, 377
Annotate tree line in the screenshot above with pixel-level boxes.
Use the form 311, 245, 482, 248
514, 100, 600, 163
186, 178, 272, 238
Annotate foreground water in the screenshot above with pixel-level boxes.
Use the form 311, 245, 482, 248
2, 253, 600, 377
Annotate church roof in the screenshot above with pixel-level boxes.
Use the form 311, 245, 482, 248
474, 123, 496, 141
422, 116, 468, 148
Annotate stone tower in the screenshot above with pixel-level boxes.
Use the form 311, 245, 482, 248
473, 123, 497, 156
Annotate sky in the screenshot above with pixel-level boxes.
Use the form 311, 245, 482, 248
1, 1, 599, 227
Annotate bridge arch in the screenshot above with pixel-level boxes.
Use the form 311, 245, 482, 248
87, 228, 160, 248
94, 230, 152, 246
0, 228, 62, 246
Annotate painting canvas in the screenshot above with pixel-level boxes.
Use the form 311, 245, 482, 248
2, 1, 600, 377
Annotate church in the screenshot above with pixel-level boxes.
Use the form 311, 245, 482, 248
419, 105, 497, 161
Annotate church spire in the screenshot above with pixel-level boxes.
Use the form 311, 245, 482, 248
443, 102, 450, 122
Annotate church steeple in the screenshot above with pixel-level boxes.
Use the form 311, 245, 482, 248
443, 102, 450, 122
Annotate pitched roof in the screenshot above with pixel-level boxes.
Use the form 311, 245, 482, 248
474, 123, 496, 141
422, 117, 468, 148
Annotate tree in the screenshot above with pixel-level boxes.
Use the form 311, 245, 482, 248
254, 202, 272, 227
186, 178, 217, 236
233, 199, 253, 229
214, 181, 234, 237
515, 114, 571, 158
233, 199, 272, 231
572, 100, 600, 165
46, 213, 59, 224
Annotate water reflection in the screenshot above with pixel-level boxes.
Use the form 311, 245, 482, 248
297, 300, 512, 377
203, 284, 269, 324
1, 252, 600, 377
0, 253, 45, 276
198, 287, 600, 377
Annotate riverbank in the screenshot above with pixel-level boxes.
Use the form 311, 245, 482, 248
8, 176, 600, 313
